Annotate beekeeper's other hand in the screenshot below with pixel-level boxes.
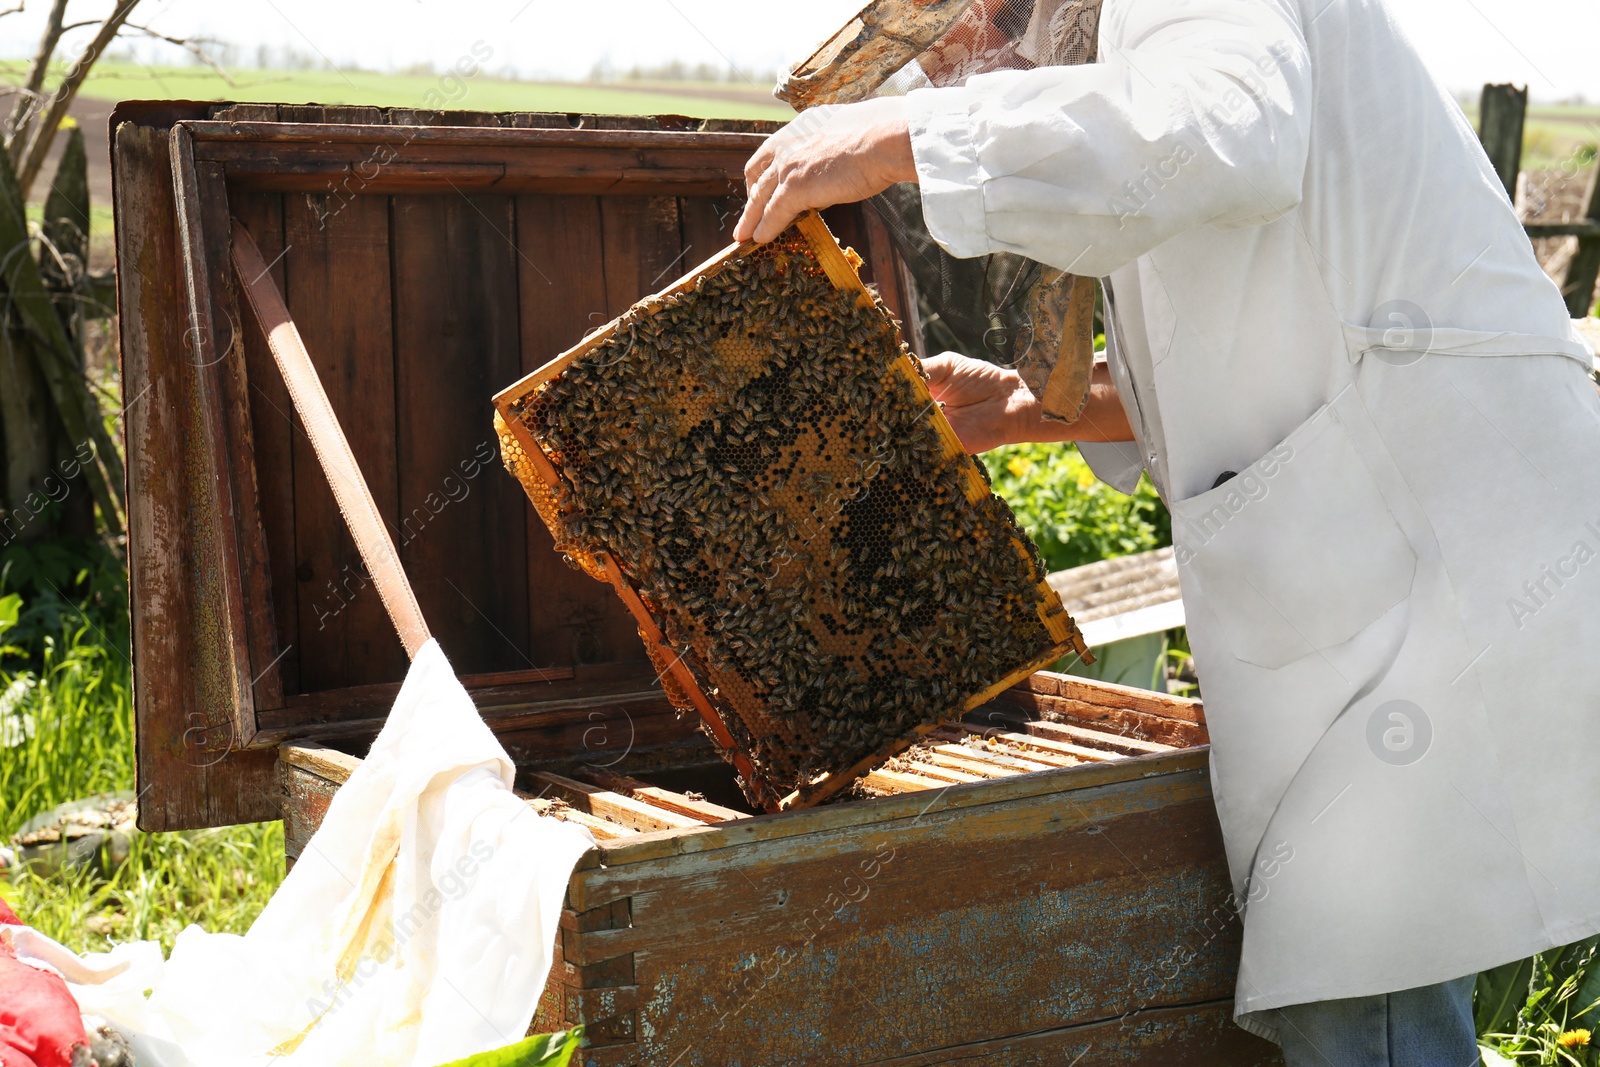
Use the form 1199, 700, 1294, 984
925, 352, 1136, 453
924, 353, 1042, 455
735, 98, 916, 244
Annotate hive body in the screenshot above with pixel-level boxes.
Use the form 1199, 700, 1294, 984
496, 213, 1086, 809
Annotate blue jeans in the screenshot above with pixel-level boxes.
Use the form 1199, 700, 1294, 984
1272, 975, 1480, 1067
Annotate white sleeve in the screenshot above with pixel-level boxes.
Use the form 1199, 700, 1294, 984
905, 0, 1312, 277
1078, 439, 1147, 494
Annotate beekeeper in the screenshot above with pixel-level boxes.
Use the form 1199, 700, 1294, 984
736, 0, 1600, 1062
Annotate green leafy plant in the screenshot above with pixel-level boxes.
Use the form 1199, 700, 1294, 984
1479, 938, 1600, 1065
0, 537, 128, 664
0, 591, 22, 659
980, 441, 1171, 573
434, 1028, 584, 1067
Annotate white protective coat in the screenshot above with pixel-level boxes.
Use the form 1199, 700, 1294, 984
905, 0, 1600, 1040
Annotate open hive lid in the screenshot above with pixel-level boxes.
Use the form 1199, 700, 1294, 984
495, 211, 1088, 810
111, 101, 923, 831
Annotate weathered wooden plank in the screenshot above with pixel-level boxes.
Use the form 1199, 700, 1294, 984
567, 773, 1244, 1066
573, 749, 1209, 896
526, 771, 703, 834
231, 189, 301, 700
916, 747, 1023, 778
278, 105, 384, 125
856, 999, 1281, 1067
211, 217, 286, 716
281, 191, 408, 691
117, 119, 277, 831
1562, 165, 1600, 318
168, 132, 260, 745
677, 193, 740, 274
1527, 220, 1600, 239
1015, 670, 1207, 724
925, 740, 1056, 774
932, 728, 1082, 767
599, 195, 686, 318
951, 723, 1106, 764
255, 680, 691, 753
279, 740, 363, 781
1477, 82, 1526, 203
576, 767, 749, 823
256, 666, 623, 728
277, 750, 343, 868
392, 192, 530, 674
899, 759, 986, 784
521, 795, 637, 843
1024, 718, 1175, 757
184, 119, 764, 148
514, 193, 645, 669
862, 766, 959, 793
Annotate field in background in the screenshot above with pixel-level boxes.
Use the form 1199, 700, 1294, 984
1460, 100, 1600, 169
70, 62, 795, 120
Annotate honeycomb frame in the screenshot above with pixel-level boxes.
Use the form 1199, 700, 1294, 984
494, 211, 1088, 811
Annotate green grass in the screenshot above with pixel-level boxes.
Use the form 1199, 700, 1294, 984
0, 542, 283, 955
52, 61, 794, 120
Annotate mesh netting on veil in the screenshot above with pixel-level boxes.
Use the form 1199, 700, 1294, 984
779, 0, 1103, 421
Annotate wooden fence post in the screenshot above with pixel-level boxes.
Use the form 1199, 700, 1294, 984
1478, 82, 1527, 202
1560, 167, 1600, 317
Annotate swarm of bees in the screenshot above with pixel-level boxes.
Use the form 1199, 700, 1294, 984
499, 218, 1082, 809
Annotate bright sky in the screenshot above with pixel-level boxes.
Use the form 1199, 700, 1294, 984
0, 0, 1596, 101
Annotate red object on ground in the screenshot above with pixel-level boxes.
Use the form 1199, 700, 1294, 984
0, 895, 90, 1067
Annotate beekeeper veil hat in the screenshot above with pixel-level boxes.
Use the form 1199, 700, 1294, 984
778, 0, 1105, 423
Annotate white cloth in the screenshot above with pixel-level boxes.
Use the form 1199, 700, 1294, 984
65, 639, 594, 1066
906, 0, 1600, 1041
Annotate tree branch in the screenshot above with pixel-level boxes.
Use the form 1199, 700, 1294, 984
15, 0, 141, 199
123, 23, 235, 84
7, 0, 68, 152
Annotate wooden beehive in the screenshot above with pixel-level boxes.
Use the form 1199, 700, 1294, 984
495, 212, 1087, 811
115, 102, 1281, 1066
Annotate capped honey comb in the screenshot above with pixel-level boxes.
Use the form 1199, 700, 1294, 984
494, 212, 1087, 811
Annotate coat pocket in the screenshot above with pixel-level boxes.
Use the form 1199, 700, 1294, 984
1170, 399, 1417, 670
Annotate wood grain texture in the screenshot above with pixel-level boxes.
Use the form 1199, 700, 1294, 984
858, 1000, 1282, 1066
116, 120, 276, 830
576, 767, 749, 823
279, 740, 363, 781
231, 190, 300, 699
515, 194, 645, 669
1017, 671, 1207, 724
168, 132, 258, 746
392, 192, 530, 674
525, 771, 704, 833
559, 768, 1250, 1066
282, 191, 408, 691
277, 752, 343, 868
574, 748, 1207, 878
599, 195, 686, 318
201, 166, 290, 722
677, 193, 740, 274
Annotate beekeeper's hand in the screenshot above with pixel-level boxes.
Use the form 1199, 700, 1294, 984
925, 352, 1136, 453
735, 98, 916, 244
